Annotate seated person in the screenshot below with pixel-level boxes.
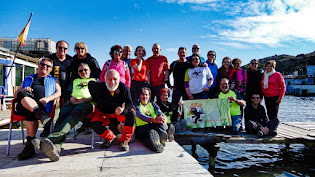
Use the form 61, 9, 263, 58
31, 63, 95, 161
215, 78, 245, 135
134, 87, 168, 153
156, 88, 186, 137
14, 58, 61, 160
245, 93, 279, 137
89, 69, 135, 151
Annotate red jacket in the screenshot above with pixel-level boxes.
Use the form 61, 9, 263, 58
261, 71, 286, 99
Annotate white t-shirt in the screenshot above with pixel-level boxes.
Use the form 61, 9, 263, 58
185, 67, 213, 94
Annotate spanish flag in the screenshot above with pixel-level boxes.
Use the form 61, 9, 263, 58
17, 12, 33, 46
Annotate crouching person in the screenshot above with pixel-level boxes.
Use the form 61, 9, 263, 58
245, 93, 279, 137
89, 69, 135, 151
14, 58, 61, 160
32, 63, 95, 161
135, 87, 168, 153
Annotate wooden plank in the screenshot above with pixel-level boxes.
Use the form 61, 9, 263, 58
278, 124, 315, 140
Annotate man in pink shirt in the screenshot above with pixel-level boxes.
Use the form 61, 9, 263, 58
147, 43, 170, 102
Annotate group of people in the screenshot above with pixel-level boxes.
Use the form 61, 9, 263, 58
14, 41, 286, 162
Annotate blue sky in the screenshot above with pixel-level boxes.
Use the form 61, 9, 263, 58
1, 0, 315, 67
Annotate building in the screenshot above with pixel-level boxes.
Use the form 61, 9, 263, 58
0, 38, 56, 58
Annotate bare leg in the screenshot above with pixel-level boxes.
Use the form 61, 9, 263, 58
21, 97, 39, 112
26, 121, 39, 137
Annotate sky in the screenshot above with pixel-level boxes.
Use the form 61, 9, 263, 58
1, 0, 315, 67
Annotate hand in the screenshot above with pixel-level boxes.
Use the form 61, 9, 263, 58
277, 97, 282, 104
39, 97, 50, 104
115, 103, 125, 115
260, 126, 269, 135
178, 100, 184, 106
22, 87, 33, 93
202, 63, 208, 67
203, 87, 209, 91
154, 115, 167, 125
188, 94, 194, 100
70, 96, 80, 104
228, 96, 236, 102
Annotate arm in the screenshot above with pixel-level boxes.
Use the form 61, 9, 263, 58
91, 58, 102, 78
14, 81, 24, 99
39, 80, 62, 104
164, 70, 169, 82
184, 69, 193, 100
135, 103, 153, 123
277, 73, 286, 103
125, 63, 131, 88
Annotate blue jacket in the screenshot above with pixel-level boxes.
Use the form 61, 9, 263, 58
206, 61, 218, 89
22, 74, 57, 113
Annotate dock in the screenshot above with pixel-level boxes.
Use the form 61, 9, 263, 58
0, 128, 212, 177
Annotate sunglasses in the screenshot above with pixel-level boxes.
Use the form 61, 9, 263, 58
192, 47, 200, 50
114, 50, 122, 54
192, 58, 199, 61
234, 62, 241, 65
251, 62, 258, 65
39, 62, 52, 68
79, 69, 89, 73
58, 46, 68, 50
208, 54, 215, 56
76, 47, 85, 50
251, 97, 260, 99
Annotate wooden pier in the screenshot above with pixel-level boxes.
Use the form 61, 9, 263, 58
175, 122, 315, 168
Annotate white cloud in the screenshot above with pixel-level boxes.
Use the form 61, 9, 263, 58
218, 42, 249, 49
159, 0, 218, 4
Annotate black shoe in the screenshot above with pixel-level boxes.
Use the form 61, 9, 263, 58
40, 120, 51, 137
257, 131, 264, 137
33, 108, 50, 124
167, 124, 175, 142
100, 138, 116, 149
148, 130, 164, 153
269, 131, 277, 137
17, 136, 35, 161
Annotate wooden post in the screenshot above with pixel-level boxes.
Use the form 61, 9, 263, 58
201, 143, 220, 169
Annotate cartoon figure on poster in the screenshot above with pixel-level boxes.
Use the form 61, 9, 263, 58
187, 103, 206, 124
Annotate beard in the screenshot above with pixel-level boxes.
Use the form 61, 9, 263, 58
106, 82, 119, 92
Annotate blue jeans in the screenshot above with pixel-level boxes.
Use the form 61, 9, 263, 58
231, 115, 242, 133
192, 91, 208, 100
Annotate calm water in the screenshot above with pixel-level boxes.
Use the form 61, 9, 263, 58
182, 96, 315, 177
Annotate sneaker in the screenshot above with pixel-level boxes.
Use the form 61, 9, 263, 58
257, 131, 264, 137
100, 138, 115, 149
39, 138, 60, 162
148, 129, 164, 153
167, 124, 175, 142
160, 131, 168, 146
120, 141, 129, 151
270, 131, 278, 137
17, 139, 35, 161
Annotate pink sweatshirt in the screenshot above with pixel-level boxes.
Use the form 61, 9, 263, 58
261, 71, 286, 99
99, 59, 131, 88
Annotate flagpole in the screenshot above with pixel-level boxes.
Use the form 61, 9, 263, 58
5, 12, 33, 79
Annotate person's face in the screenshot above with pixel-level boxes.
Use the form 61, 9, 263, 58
113, 49, 123, 61
207, 52, 215, 62
251, 94, 261, 105
38, 60, 53, 76
223, 59, 231, 69
78, 65, 91, 79
250, 60, 258, 70
140, 90, 150, 104
105, 72, 119, 91
265, 64, 274, 73
75, 45, 87, 58
152, 44, 161, 56
178, 49, 187, 59
136, 47, 144, 58
56, 41, 69, 58
192, 45, 200, 54
160, 92, 169, 102
233, 60, 241, 70
123, 46, 132, 59
191, 56, 200, 67
219, 80, 229, 92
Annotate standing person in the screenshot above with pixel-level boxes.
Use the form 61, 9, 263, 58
89, 69, 135, 151
31, 63, 95, 161
70, 42, 101, 135
71, 42, 101, 80
206, 50, 218, 99
216, 57, 233, 87
147, 43, 169, 102
130, 46, 149, 102
216, 78, 245, 135
99, 45, 131, 88
261, 60, 285, 136
49, 40, 73, 105
134, 87, 168, 153
246, 59, 263, 103
185, 54, 213, 100
122, 45, 132, 69
244, 93, 279, 137
14, 58, 61, 160
186, 44, 206, 63
230, 58, 247, 98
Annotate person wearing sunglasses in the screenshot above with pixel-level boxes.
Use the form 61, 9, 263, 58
14, 58, 61, 160
244, 93, 279, 137
230, 58, 247, 98
205, 50, 218, 99
186, 44, 206, 64
31, 63, 95, 161
99, 45, 131, 88
245, 59, 263, 103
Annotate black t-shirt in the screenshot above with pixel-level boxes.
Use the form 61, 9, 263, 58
169, 61, 191, 90
31, 75, 45, 101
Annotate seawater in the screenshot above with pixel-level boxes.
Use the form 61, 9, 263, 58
181, 96, 315, 177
